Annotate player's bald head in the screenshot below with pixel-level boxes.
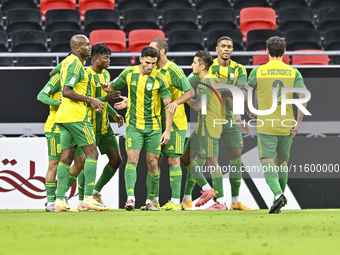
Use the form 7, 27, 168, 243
70, 34, 88, 50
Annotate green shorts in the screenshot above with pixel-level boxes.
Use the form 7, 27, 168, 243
161, 130, 186, 158
220, 126, 244, 149
58, 121, 96, 150
257, 133, 293, 162
96, 127, 120, 154
125, 125, 162, 154
185, 132, 219, 158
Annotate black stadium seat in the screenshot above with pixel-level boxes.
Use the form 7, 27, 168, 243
311, 0, 340, 10
118, 0, 154, 13
272, 0, 308, 11
123, 9, 159, 34
6, 9, 42, 36
278, 8, 315, 32
12, 31, 52, 66
285, 29, 322, 51
2, 0, 38, 14
317, 8, 340, 31
0, 31, 13, 66
0, 12, 3, 30
195, 0, 231, 12
162, 8, 198, 34
324, 29, 340, 64
45, 9, 81, 35
84, 9, 120, 34
233, 0, 270, 12
51, 30, 85, 52
201, 8, 237, 33
157, 0, 192, 12
247, 29, 281, 51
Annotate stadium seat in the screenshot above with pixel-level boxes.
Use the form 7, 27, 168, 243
247, 29, 282, 51
239, 7, 276, 41
252, 50, 289, 65
51, 30, 85, 52
195, 0, 231, 12
234, 0, 270, 12
2, 0, 38, 14
311, 0, 340, 10
278, 8, 315, 32
162, 8, 198, 34
118, 0, 154, 13
201, 8, 237, 33
323, 29, 340, 64
291, 50, 329, 65
79, 0, 115, 17
129, 29, 165, 52
157, 0, 192, 12
84, 9, 120, 34
0, 31, 13, 66
90, 30, 126, 52
0, 12, 3, 31
123, 9, 159, 34
285, 29, 322, 51
6, 9, 42, 36
12, 31, 52, 66
40, 0, 76, 17
168, 29, 204, 65
45, 9, 81, 35
317, 8, 340, 31
272, 0, 308, 11
207, 29, 249, 65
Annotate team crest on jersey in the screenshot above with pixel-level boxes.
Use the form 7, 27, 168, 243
44, 87, 51, 94
70, 77, 76, 85
105, 78, 109, 83
230, 73, 234, 80
147, 83, 153, 90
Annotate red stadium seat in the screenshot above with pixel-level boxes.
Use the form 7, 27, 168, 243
240, 7, 276, 41
292, 50, 329, 65
79, 0, 115, 17
40, 0, 76, 20
253, 50, 289, 65
128, 29, 165, 52
89, 29, 126, 52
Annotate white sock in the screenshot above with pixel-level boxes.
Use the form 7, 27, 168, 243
275, 193, 283, 200
231, 196, 239, 205
56, 198, 65, 201
183, 195, 192, 202
153, 197, 159, 204
78, 200, 83, 207
127, 196, 135, 201
217, 197, 225, 205
93, 189, 100, 195
47, 202, 54, 206
202, 183, 211, 191
171, 198, 180, 206
146, 199, 153, 204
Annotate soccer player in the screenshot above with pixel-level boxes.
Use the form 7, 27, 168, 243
53, 34, 109, 212
181, 51, 227, 210
245, 36, 308, 213
206, 36, 252, 210
101, 46, 174, 211
37, 71, 85, 212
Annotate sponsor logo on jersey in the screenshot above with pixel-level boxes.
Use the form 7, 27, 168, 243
131, 81, 137, 86
168, 145, 174, 150
128, 188, 134, 192
147, 83, 153, 90
156, 146, 161, 150
201, 149, 206, 154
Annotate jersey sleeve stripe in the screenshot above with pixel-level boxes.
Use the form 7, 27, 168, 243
168, 64, 184, 79
156, 73, 169, 87
50, 75, 60, 86
74, 61, 81, 75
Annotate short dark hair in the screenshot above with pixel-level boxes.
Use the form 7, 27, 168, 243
91, 43, 111, 57
151, 38, 168, 53
217, 36, 233, 46
266, 36, 285, 58
195, 50, 213, 70
141, 46, 160, 58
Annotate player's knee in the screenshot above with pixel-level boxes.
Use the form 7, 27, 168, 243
168, 157, 180, 168
180, 154, 189, 166
110, 156, 122, 169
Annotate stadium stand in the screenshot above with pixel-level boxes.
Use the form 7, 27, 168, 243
117, 0, 154, 13
272, 0, 309, 11
1, 0, 38, 14
79, 0, 115, 17
311, 0, 340, 10
291, 49, 329, 65
317, 8, 340, 31
195, 0, 231, 12
285, 29, 322, 51
0, 12, 3, 31
201, 8, 237, 32
45, 9, 81, 35
51, 30, 85, 52
84, 9, 120, 34
162, 8, 198, 35
123, 9, 159, 34
0, 31, 13, 66
6, 9, 42, 36
233, 0, 270, 12
239, 7, 276, 41
247, 29, 282, 51
323, 29, 340, 64
157, 0, 192, 12
12, 31, 52, 66
40, 0, 76, 18
278, 8, 315, 32
252, 49, 289, 65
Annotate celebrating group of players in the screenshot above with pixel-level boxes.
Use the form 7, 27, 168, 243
38, 34, 307, 214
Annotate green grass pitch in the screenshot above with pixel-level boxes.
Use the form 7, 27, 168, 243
1, 209, 339, 255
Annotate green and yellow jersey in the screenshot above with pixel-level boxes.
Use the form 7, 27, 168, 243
158, 60, 192, 131
37, 74, 61, 133
113, 65, 171, 130
195, 73, 226, 139
55, 54, 89, 123
209, 58, 247, 130
248, 60, 305, 136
